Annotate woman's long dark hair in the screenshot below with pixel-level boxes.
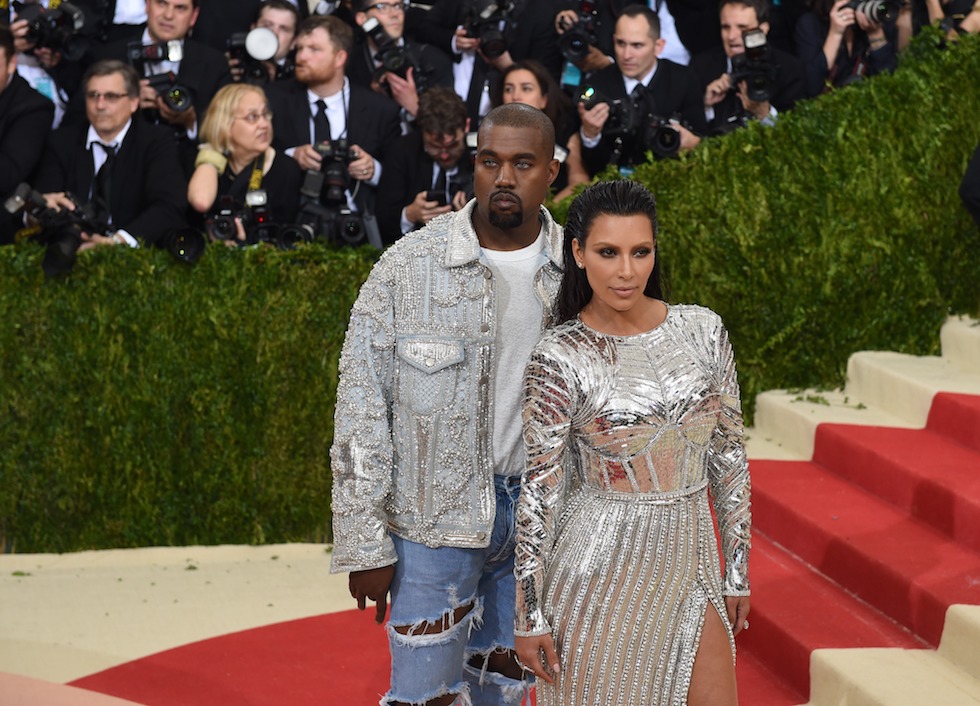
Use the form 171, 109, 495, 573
491, 59, 575, 141
555, 180, 665, 324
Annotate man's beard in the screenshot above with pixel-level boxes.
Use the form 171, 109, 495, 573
488, 210, 523, 229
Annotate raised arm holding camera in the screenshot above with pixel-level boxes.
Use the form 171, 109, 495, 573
226, 0, 299, 86
691, 0, 805, 135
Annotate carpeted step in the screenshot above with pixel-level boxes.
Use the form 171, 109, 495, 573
751, 459, 980, 646
928, 392, 980, 455
812, 421, 980, 553
736, 645, 807, 706
736, 532, 924, 699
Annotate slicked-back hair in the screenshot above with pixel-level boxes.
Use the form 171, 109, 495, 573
478, 103, 556, 158
416, 86, 468, 135
258, 0, 300, 25
719, 0, 770, 24
618, 5, 661, 40
556, 180, 665, 324
82, 59, 140, 97
297, 14, 353, 58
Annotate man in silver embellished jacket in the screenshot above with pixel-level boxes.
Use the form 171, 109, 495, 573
330, 103, 563, 706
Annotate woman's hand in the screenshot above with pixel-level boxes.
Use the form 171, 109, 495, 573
829, 0, 856, 35
515, 633, 560, 685
726, 595, 751, 637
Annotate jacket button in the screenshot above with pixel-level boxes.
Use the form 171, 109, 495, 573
483, 269, 492, 279
480, 323, 490, 333
476, 531, 487, 541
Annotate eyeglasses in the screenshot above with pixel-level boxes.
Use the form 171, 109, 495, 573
85, 91, 130, 103
234, 109, 274, 124
369, 1, 407, 14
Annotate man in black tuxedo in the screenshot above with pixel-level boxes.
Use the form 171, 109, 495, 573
265, 14, 400, 238
577, 5, 706, 177
89, 0, 231, 163
690, 0, 805, 135
34, 60, 187, 249
375, 86, 472, 244
348, 0, 452, 127
0, 25, 55, 245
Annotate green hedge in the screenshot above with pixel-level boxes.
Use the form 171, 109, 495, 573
2, 32, 978, 552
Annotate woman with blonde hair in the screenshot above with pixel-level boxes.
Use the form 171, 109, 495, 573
188, 83, 302, 243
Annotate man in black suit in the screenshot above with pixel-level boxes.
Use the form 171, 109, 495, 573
376, 86, 472, 244
265, 14, 400, 238
577, 5, 706, 177
34, 60, 187, 249
0, 25, 56, 245
348, 0, 452, 126
89, 0, 231, 162
690, 0, 805, 135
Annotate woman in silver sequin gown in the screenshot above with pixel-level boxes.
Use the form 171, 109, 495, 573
514, 181, 751, 706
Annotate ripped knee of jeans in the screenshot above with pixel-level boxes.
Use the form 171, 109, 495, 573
462, 652, 528, 705
465, 646, 526, 683
389, 595, 485, 646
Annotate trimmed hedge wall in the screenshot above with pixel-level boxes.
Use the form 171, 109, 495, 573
2, 32, 978, 552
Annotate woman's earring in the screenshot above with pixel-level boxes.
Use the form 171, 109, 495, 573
576, 260, 584, 269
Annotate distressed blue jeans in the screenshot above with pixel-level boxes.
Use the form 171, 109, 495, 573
385, 474, 527, 706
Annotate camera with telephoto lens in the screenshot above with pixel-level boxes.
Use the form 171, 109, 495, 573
13, 1, 87, 61
295, 140, 368, 246
643, 116, 682, 159
4, 183, 108, 277
462, 0, 513, 60
206, 193, 312, 250
844, 0, 900, 23
558, 1, 598, 64
578, 86, 684, 160
127, 41, 195, 112
144, 71, 195, 112
359, 17, 429, 92
227, 27, 279, 86
578, 86, 642, 136
728, 28, 775, 104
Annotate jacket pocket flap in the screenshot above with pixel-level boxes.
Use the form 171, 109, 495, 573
397, 338, 465, 373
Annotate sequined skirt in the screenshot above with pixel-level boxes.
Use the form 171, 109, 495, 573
537, 482, 731, 706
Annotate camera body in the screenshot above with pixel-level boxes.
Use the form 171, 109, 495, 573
295, 139, 369, 246
127, 41, 196, 112
205, 193, 310, 250
578, 86, 682, 160
558, 1, 598, 64
13, 1, 87, 61
360, 17, 430, 94
227, 27, 280, 86
462, 0, 513, 60
4, 183, 108, 276
844, 0, 900, 23
729, 28, 775, 104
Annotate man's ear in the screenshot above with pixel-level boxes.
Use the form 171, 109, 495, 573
654, 37, 666, 56
760, 21, 771, 35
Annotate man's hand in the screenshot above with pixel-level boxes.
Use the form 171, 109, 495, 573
42, 192, 77, 212
514, 634, 560, 685
78, 233, 121, 252
349, 565, 395, 624
735, 81, 772, 120
384, 67, 419, 117
405, 190, 451, 225
138, 79, 160, 110
675, 122, 701, 152
450, 190, 468, 211
33, 47, 62, 69
10, 19, 36, 54
157, 99, 197, 130
347, 145, 376, 182
454, 26, 479, 53
294, 144, 323, 171
705, 74, 732, 107
577, 100, 609, 140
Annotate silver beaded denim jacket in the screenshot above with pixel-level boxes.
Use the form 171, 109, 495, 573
329, 200, 564, 574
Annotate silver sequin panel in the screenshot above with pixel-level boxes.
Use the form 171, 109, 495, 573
515, 304, 751, 706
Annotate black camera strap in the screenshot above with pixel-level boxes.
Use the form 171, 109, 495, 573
219, 152, 266, 205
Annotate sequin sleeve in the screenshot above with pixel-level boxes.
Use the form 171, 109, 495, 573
514, 340, 575, 636
706, 318, 751, 595
329, 256, 398, 574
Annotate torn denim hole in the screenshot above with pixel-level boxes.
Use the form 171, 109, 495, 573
462, 661, 528, 705
388, 594, 484, 648
381, 679, 472, 706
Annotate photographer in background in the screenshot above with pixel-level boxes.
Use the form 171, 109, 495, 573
578, 5, 706, 177
227, 0, 300, 85
348, 0, 452, 128
33, 60, 187, 249
691, 0, 805, 134
88, 0, 231, 167
795, 0, 898, 98
375, 86, 472, 243
0, 23, 56, 245
265, 14, 400, 245
187, 83, 302, 244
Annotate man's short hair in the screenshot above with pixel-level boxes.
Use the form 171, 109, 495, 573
352, 0, 385, 12
0, 24, 14, 62
258, 0, 300, 25
82, 60, 140, 97
618, 5, 661, 40
296, 14, 353, 58
719, 0, 770, 24
416, 87, 468, 136
478, 103, 556, 157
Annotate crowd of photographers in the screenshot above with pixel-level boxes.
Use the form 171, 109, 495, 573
1, 0, 978, 275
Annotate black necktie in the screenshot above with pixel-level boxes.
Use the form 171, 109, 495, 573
93, 142, 117, 224
314, 99, 331, 144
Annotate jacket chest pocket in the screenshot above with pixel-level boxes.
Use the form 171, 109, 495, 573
396, 337, 466, 415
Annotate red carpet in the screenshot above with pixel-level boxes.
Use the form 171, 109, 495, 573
68, 393, 979, 706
